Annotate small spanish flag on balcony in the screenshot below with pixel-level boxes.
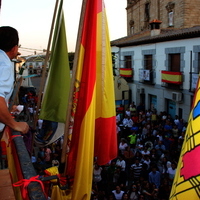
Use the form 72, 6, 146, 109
120, 68, 133, 77
161, 70, 182, 84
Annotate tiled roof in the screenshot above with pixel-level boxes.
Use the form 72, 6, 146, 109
111, 26, 200, 47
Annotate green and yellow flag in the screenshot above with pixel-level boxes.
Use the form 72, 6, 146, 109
39, 0, 70, 123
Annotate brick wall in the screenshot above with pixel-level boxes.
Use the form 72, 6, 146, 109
127, 0, 200, 35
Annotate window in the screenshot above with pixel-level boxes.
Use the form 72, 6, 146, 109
144, 55, 152, 70
169, 53, 180, 72
145, 3, 150, 22
168, 11, 174, 27
129, 20, 135, 35
124, 55, 132, 68
198, 52, 200, 73
168, 53, 181, 89
143, 55, 153, 83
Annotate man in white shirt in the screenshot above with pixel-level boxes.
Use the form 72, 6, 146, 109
0, 26, 29, 139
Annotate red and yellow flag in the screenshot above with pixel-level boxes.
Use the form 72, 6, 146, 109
66, 0, 117, 199
120, 68, 133, 77
170, 77, 200, 199
161, 70, 182, 84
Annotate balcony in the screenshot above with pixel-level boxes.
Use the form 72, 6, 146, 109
120, 68, 133, 82
190, 72, 199, 92
139, 69, 155, 85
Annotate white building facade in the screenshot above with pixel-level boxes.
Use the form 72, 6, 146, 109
111, 26, 200, 121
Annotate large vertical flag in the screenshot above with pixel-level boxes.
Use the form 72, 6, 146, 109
170, 77, 200, 199
39, 0, 70, 123
66, 0, 117, 199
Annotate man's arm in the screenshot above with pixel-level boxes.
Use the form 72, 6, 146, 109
0, 97, 29, 134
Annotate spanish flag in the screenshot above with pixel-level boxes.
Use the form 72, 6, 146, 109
66, 0, 117, 199
170, 77, 200, 199
161, 70, 182, 84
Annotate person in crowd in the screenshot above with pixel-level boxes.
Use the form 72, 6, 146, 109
128, 131, 137, 151
28, 104, 34, 122
107, 193, 117, 200
141, 146, 150, 158
142, 181, 158, 200
90, 194, 99, 200
122, 115, 134, 138
93, 164, 103, 191
44, 146, 52, 166
130, 158, 143, 182
125, 108, 131, 117
157, 178, 171, 200
138, 194, 145, 200
129, 102, 136, 117
174, 115, 180, 126
155, 140, 166, 158
127, 184, 139, 200
167, 161, 177, 185
119, 138, 129, 155
37, 118, 43, 134
122, 192, 129, 200
112, 185, 125, 200
149, 165, 161, 189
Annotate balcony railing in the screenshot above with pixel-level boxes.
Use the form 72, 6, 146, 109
139, 69, 155, 84
190, 72, 199, 92
161, 70, 183, 85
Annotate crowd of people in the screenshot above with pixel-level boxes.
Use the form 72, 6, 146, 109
12, 100, 187, 200
90, 102, 187, 200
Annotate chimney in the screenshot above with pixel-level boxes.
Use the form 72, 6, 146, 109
149, 19, 162, 36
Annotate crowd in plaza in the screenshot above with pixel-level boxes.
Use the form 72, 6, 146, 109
90, 102, 187, 200
0, 90, 188, 200
30, 101, 187, 200
18, 99, 187, 200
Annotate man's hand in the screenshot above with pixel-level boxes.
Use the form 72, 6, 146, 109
13, 121, 29, 134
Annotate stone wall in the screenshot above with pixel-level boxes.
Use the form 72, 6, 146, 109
126, 0, 200, 35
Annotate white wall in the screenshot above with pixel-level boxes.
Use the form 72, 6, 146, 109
112, 37, 199, 120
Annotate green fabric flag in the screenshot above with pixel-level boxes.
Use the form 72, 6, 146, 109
39, 4, 70, 123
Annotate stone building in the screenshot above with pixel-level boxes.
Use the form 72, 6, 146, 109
127, 0, 200, 35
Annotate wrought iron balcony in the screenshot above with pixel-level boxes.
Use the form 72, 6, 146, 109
139, 69, 155, 84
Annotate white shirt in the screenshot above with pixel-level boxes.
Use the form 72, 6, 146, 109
112, 190, 124, 200
0, 50, 14, 131
119, 142, 128, 154
116, 159, 126, 171
122, 118, 133, 127
37, 119, 43, 129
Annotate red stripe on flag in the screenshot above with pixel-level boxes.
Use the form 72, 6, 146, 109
95, 117, 117, 165
161, 71, 182, 75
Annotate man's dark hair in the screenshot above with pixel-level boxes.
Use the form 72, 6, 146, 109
0, 26, 19, 52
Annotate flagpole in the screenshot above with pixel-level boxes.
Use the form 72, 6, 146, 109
34, 0, 60, 129
61, 0, 87, 166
